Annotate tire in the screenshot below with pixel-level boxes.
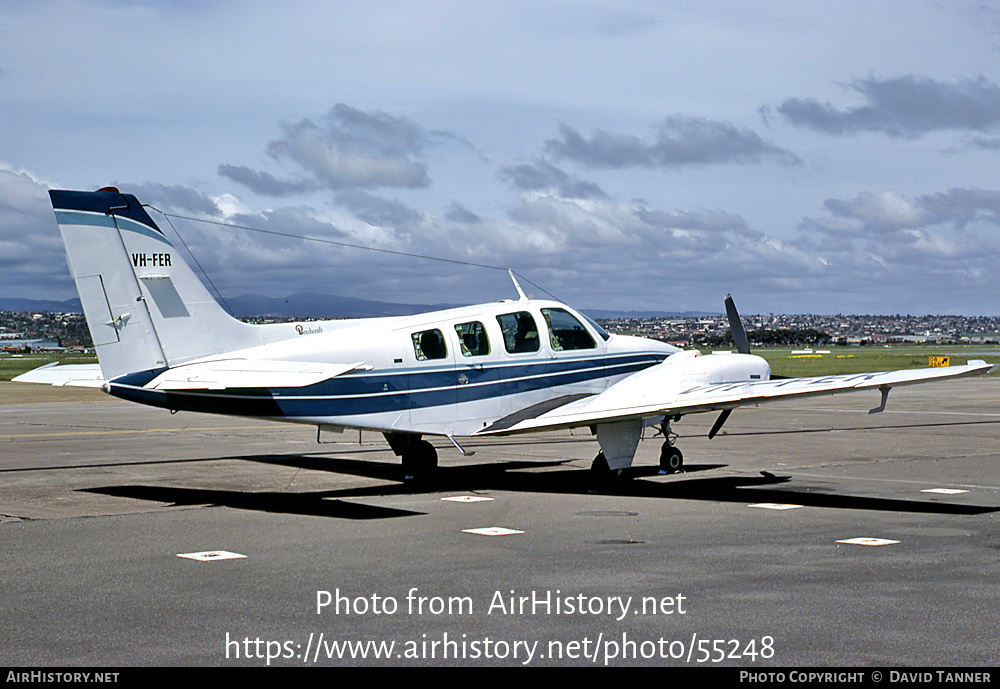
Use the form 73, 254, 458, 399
402, 440, 438, 481
659, 445, 683, 473
591, 452, 610, 473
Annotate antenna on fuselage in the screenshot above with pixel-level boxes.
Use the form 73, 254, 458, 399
509, 270, 529, 301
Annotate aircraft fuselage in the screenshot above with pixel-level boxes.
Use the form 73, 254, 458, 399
104, 299, 679, 437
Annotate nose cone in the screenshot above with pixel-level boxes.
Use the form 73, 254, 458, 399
759, 357, 772, 381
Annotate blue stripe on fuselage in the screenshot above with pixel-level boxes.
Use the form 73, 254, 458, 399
108, 352, 667, 418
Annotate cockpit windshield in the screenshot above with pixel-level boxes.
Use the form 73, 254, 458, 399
541, 308, 597, 351
577, 311, 611, 341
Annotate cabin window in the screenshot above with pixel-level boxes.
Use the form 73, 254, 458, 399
496, 311, 539, 354
455, 321, 490, 357
411, 329, 448, 360
541, 308, 597, 351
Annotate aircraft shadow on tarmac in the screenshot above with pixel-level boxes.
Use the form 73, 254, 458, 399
81, 449, 999, 520
84, 483, 424, 520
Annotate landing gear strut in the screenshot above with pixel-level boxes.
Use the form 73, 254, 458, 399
658, 418, 684, 473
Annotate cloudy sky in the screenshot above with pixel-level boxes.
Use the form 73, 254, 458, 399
3, 1, 1000, 315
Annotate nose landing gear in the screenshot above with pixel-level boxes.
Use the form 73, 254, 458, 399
659, 443, 683, 473
657, 418, 683, 474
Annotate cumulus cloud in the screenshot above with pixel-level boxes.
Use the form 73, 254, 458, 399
492, 191, 829, 311
7, 157, 1000, 314
789, 186, 1000, 309
217, 165, 319, 197
444, 202, 481, 224
778, 75, 1000, 138
220, 104, 445, 195
119, 182, 223, 217
334, 189, 423, 232
634, 207, 762, 239
0, 166, 73, 299
498, 159, 607, 199
815, 188, 1000, 235
918, 187, 1000, 228
543, 116, 800, 169
967, 136, 1000, 150
822, 191, 932, 232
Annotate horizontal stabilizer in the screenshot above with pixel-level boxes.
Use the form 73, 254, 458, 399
13, 362, 106, 388
143, 359, 367, 390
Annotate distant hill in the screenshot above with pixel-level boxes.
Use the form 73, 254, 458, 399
582, 309, 718, 319
0, 294, 465, 319
224, 293, 466, 319
0, 295, 715, 320
0, 298, 83, 313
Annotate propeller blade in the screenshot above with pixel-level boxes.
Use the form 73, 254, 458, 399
724, 294, 751, 354
708, 408, 733, 439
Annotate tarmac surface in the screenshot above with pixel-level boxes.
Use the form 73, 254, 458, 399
1, 378, 999, 667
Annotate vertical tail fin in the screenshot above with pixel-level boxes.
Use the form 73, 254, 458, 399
50, 189, 261, 381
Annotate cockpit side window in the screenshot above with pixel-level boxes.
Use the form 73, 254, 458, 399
455, 321, 490, 357
541, 308, 597, 351
496, 311, 539, 354
411, 328, 448, 360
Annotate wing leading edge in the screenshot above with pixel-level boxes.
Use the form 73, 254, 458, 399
476, 359, 997, 435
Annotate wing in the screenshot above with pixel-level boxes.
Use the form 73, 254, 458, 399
477, 358, 997, 435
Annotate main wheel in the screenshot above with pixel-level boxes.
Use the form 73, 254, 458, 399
591, 452, 610, 473
590, 452, 626, 485
402, 439, 438, 481
659, 444, 683, 473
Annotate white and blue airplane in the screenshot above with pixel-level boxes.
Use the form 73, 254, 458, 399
16, 188, 997, 480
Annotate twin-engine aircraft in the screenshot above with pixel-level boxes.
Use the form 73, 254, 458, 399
16, 188, 997, 480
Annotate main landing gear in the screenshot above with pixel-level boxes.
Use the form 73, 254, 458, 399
591, 441, 683, 476
588, 416, 685, 477
384, 432, 438, 482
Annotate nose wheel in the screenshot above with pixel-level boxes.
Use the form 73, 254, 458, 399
659, 444, 683, 473
657, 418, 684, 473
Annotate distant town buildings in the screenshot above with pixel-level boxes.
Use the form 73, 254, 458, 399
0, 311, 91, 352
2, 308, 999, 352
596, 313, 1000, 347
